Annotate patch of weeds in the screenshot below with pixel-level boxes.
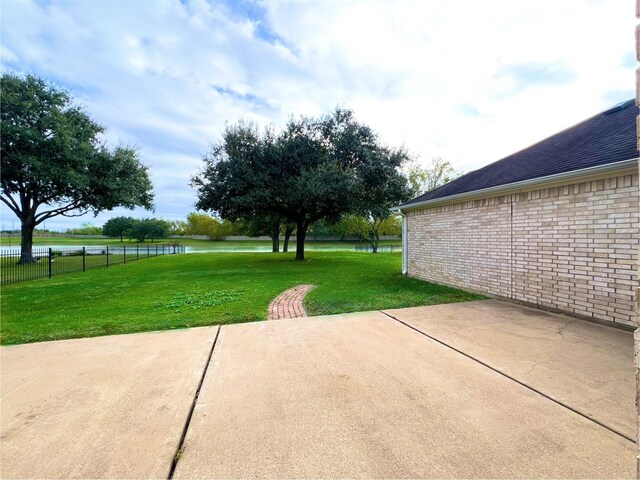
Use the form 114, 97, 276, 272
92, 323, 118, 334
155, 289, 244, 311
174, 445, 185, 461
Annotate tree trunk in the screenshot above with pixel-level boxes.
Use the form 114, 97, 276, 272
120, 235, 123, 242
371, 232, 380, 253
370, 221, 382, 253
18, 216, 36, 264
270, 219, 280, 252
283, 226, 294, 253
360, 233, 376, 253
295, 221, 307, 261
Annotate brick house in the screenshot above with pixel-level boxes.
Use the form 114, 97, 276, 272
395, 100, 639, 329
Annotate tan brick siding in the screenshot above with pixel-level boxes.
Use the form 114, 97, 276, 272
407, 196, 512, 297
406, 172, 639, 327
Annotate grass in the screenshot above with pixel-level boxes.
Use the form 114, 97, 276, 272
0, 251, 484, 345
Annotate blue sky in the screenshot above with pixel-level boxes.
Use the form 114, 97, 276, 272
0, 0, 634, 230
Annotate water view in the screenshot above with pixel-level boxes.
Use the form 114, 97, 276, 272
0, 243, 391, 254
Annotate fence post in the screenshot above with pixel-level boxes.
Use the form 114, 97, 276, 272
48, 248, 52, 278
162, 244, 165, 256
147, 245, 149, 258
123, 245, 126, 264
82, 247, 86, 272
155, 244, 158, 257
136, 245, 139, 261
106, 246, 109, 268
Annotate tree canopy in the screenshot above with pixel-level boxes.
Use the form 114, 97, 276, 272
340, 214, 402, 251
406, 156, 462, 197
128, 218, 169, 242
183, 212, 236, 240
192, 108, 410, 260
0, 73, 154, 262
349, 144, 411, 252
102, 216, 136, 241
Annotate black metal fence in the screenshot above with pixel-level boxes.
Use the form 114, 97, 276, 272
1, 244, 185, 286
354, 245, 402, 253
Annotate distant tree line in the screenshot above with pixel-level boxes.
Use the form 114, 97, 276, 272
96, 212, 404, 248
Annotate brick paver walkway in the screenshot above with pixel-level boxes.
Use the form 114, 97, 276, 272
268, 284, 315, 320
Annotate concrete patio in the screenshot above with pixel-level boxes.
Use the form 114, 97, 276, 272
1, 300, 635, 478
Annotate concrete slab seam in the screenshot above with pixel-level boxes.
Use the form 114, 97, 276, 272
379, 310, 635, 444
167, 325, 222, 479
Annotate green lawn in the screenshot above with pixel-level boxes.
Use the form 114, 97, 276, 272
0, 252, 484, 345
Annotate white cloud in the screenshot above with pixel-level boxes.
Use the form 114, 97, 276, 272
0, 0, 634, 230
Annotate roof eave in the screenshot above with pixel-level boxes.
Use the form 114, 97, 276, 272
392, 158, 639, 213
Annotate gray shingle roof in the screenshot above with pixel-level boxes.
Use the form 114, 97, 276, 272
401, 99, 638, 207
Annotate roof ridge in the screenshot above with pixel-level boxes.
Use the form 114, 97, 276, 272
402, 99, 638, 207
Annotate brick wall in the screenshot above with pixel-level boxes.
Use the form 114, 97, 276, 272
406, 172, 640, 327
407, 196, 512, 297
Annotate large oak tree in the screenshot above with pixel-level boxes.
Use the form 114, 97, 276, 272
1, 74, 154, 262
192, 108, 410, 260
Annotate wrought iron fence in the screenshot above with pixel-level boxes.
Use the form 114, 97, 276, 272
354, 245, 402, 253
0, 244, 185, 286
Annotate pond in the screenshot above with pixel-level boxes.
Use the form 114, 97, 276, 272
0, 243, 370, 254
183, 244, 361, 253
